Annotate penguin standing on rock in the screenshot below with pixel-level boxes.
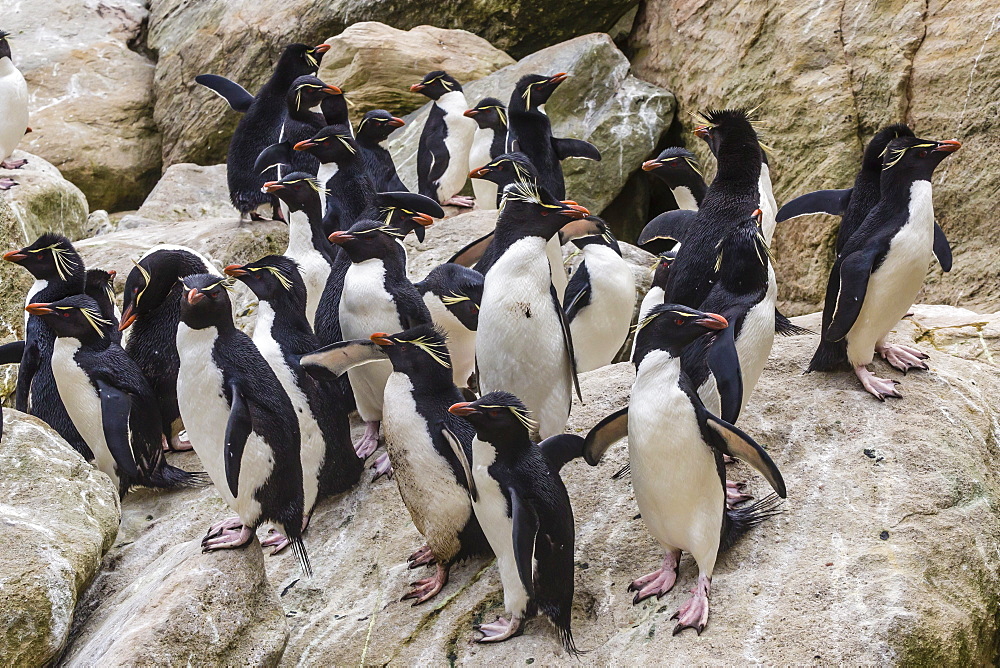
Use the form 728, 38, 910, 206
0, 29, 29, 190
176, 274, 310, 575
411, 71, 477, 208
465, 98, 509, 209
3, 234, 91, 458
822, 135, 960, 400
506, 73, 601, 200
448, 391, 584, 652
28, 295, 207, 497
414, 263, 483, 391
357, 110, 408, 193
584, 304, 786, 635
196, 42, 329, 221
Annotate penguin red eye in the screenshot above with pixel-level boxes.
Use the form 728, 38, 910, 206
489, 409, 503, 418
62, 312, 70, 318
918, 150, 928, 158
675, 318, 685, 326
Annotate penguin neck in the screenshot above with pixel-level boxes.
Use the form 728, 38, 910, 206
633, 344, 683, 375
474, 433, 533, 463
670, 185, 701, 211
320, 96, 349, 129
880, 171, 927, 206
0, 57, 16, 76
258, 296, 312, 346
435, 90, 469, 116
714, 139, 762, 185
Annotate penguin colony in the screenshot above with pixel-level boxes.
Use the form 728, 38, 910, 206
0, 29, 964, 652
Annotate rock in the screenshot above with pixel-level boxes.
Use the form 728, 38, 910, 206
0, 150, 90, 242
628, 0, 999, 314
131, 163, 237, 224
0, 197, 34, 402
0, 410, 121, 667
11, 0, 160, 211
403, 209, 498, 281
318, 23, 515, 125
149, 3, 637, 167
386, 33, 675, 215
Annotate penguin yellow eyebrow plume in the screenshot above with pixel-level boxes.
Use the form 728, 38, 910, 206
401, 334, 452, 369
131, 258, 151, 306
32, 243, 79, 281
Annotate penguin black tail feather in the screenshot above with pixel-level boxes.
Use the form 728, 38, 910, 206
775, 310, 814, 337
721, 494, 783, 553
806, 338, 851, 372
147, 463, 211, 490
540, 603, 585, 657
290, 537, 313, 579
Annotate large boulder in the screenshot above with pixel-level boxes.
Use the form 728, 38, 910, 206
0, 197, 34, 402
318, 23, 515, 125
628, 0, 998, 315
1, 150, 91, 242
149, 2, 637, 167
0, 410, 121, 666
386, 33, 675, 216
11, 0, 160, 211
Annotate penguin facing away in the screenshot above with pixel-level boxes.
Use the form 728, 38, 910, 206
448, 391, 584, 653
641, 147, 707, 211
176, 273, 310, 575
824, 136, 960, 400
414, 262, 483, 390
357, 110, 408, 193
411, 71, 478, 208
84, 269, 121, 342
584, 304, 786, 635
28, 295, 207, 497
0, 29, 29, 190
465, 97, 509, 209
196, 42, 329, 221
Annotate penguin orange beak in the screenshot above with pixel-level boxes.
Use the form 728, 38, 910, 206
388, 117, 405, 128
186, 288, 205, 305
24, 302, 53, 316
559, 202, 590, 219
641, 160, 661, 171
262, 181, 285, 193
3, 249, 26, 262
293, 139, 316, 151
328, 231, 354, 244
695, 313, 728, 330
463, 109, 479, 118
108, 269, 116, 279
370, 332, 394, 346
448, 402, 479, 417
411, 212, 435, 227
549, 72, 569, 84
409, 83, 425, 93
934, 139, 962, 153
469, 165, 491, 179
223, 264, 248, 278
119, 305, 137, 331
322, 85, 342, 95
752, 208, 763, 220
694, 125, 711, 139
313, 44, 331, 54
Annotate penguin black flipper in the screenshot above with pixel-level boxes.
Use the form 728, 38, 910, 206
299, 339, 387, 379
509, 486, 539, 599
583, 407, 628, 465
552, 284, 581, 402
703, 413, 786, 498
195, 74, 255, 113
563, 263, 590, 324
774, 309, 814, 336
538, 434, 585, 473
637, 209, 694, 255
775, 188, 852, 222
254, 141, 295, 176
442, 426, 477, 501
707, 324, 743, 424
224, 381, 253, 497
0, 340, 24, 365
552, 137, 601, 162
933, 222, 952, 272
826, 245, 884, 342
95, 379, 140, 479
14, 340, 40, 412
449, 231, 495, 267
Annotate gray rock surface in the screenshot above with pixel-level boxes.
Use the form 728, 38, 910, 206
0, 196, 35, 402
0, 150, 90, 243
0, 410, 120, 666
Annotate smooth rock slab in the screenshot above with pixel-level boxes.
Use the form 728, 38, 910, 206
0, 410, 120, 667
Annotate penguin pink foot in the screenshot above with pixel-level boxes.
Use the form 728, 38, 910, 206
402, 562, 449, 605
628, 550, 680, 603
1, 158, 27, 169
162, 430, 194, 452
443, 195, 475, 208
855, 365, 902, 401
407, 544, 436, 568
475, 615, 522, 643
672, 576, 711, 635
0, 178, 16, 190
876, 343, 929, 374
205, 516, 244, 539
202, 517, 253, 551
261, 529, 291, 554
371, 451, 394, 480
726, 480, 752, 507
354, 421, 380, 458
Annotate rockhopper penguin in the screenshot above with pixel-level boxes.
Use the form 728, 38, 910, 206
414, 263, 483, 392
411, 71, 477, 207
641, 147, 707, 211
357, 110, 408, 193
464, 97, 509, 209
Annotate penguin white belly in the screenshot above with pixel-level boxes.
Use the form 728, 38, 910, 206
176, 324, 274, 527
758, 167, 778, 245
252, 304, 323, 515
436, 91, 477, 202
547, 237, 568, 302
382, 373, 471, 560
316, 163, 339, 219
570, 247, 637, 373
340, 259, 401, 421
24, 279, 48, 329
629, 351, 723, 571
735, 267, 777, 411
470, 129, 497, 208
423, 293, 476, 388
478, 237, 571, 438
471, 437, 530, 616
51, 339, 120, 490
846, 181, 935, 366
632, 286, 664, 359
671, 186, 699, 211
0, 59, 29, 160
285, 217, 331, 327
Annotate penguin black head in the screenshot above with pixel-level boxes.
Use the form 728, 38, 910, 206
279, 43, 330, 77
3, 233, 84, 284
641, 147, 704, 187
178, 274, 235, 331
496, 180, 590, 242
650, 251, 677, 290
632, 303, 728, 365
85, 268, 117, 316
375, 191, 443, 243
225, 255, 305, 307
463, 98, 508, 130
510, 72, 569, 112
120, 248, 209, 330
410, 71, 463, 100
448, 391, 536, 447
692, 108, 763, 161
881, 135, 960, 182
25, 294, 112, 344
415, 263, 483, 331
0, 30, 11, 62
370, 324, 454, 384
862, 124, 915, 173
287, 75, 341, 114
328, 219, 410, 264
558, 215, 621, 254
293, 127, 361, 164
357, 110, 405, 144
469, 152, 538, 185
262, 172, 324, 214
